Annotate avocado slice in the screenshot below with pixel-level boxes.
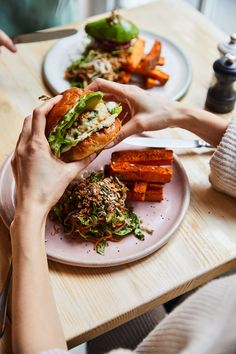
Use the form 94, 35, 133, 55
48, 92, 103, 156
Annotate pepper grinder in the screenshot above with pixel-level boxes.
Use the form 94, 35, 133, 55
205, 53, 236, 113
218, 34, 236, 57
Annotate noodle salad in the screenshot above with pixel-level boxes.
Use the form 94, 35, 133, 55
51, 172, 144, 255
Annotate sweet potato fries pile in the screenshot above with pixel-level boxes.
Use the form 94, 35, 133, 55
119, 38, 169, 89
105, 149, 173, 202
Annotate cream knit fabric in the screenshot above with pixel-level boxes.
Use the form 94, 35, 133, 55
42, 117, 236, 354
105, 274, 236, 354
210, 117, 236, 197
134, 274, 236, 354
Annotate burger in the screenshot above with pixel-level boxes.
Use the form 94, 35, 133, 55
85, 10, 139, 52
46, 88, 122, 162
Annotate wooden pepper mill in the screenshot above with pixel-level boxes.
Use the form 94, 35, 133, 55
205, 53, 236, 113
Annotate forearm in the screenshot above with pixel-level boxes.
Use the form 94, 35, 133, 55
172, 105, 228, 147
10, 207, 67, 354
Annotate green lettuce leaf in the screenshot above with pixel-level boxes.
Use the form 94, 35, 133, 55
113, 210, 144, 240
109, 104, 122, 115
96, 239, 108, 255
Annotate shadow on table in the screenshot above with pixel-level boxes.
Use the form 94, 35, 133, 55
191, 183, 236, 222
48, 257, 134, 277
175, 149, 214, 158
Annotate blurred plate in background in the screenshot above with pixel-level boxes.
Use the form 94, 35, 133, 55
43, 29, 192, 100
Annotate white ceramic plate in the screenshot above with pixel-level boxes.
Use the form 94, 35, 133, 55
43, 29, 192, 100
0, 144, 190, 268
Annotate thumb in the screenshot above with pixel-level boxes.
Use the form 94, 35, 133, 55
105, 113, 146, 149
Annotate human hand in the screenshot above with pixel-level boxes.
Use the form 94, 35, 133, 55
87, 78, 181, 146
12, 96, 96, 216
0, 30, 17, 53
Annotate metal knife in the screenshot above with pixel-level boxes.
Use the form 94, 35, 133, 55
124, 137, 213, 149
11, 29, 78, 44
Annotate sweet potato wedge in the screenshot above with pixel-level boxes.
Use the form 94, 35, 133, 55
127, 37, 145, 70
148, 182, 164, 191
131, 191, 146, 201
127, 184, 164, 202
124, 182, 146, 201
145, 77, 158, 89
145, 182, 164, 201
134, 65, 169, 85
145, 188, 164, 201
127, 191, 144, 201
134, 181, 148, 193
119, 71, 132, 84
111, 149, 173, 166
139, 40, 161, 71
157, 56, 165, 66
108, 162, 173, 183
146, 68, 169, 84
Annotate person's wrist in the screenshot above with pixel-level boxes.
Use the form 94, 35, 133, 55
168, 104, 197, 129
10, 213, 47, 261
15, 195, 51, 217
163, 102, 188, 128
14, 203, 49, 221
11, 205, 48, 244
172, 105, 219, 129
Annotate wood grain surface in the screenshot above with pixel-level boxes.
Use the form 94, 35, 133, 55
0, 0, 236, 351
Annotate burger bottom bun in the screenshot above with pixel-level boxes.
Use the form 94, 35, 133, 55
61, 118, 121, 162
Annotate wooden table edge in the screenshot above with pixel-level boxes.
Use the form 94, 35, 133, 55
67, 257, 236, 348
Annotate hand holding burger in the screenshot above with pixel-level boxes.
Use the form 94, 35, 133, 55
12, 96, 98, 215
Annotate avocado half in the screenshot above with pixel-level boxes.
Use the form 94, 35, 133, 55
85, 11, 139, 43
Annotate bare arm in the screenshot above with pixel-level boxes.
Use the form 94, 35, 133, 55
11, 210, 67, 354
10, 97, 96, 354
88, 79, 228, 147
172, 105, 228, 147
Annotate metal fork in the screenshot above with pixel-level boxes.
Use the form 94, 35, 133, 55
0, 263, 12, 338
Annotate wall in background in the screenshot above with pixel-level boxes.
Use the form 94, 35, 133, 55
199, 0, 236, 34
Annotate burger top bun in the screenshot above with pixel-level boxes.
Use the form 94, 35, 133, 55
45, 88, 92, 137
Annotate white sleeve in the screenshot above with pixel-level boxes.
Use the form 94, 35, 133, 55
209, 117, 236, 197
135, 274, 236, 354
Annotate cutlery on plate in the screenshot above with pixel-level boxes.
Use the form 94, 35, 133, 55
124, 137, 213, 149
0, 263, 12, 338
11, 28, 78, 44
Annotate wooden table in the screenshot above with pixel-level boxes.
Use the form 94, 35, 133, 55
1, 0, 236, 351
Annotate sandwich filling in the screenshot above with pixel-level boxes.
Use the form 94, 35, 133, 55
48, 92, 122, 157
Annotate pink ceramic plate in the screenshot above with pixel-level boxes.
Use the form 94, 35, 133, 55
0, 143, 190, 267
